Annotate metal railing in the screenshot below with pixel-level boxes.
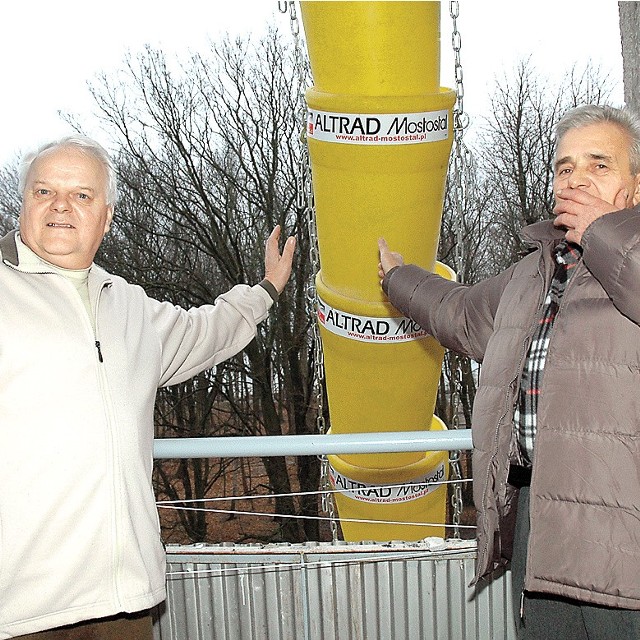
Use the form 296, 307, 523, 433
150, 428, 506, 640
153, 428, 473, 458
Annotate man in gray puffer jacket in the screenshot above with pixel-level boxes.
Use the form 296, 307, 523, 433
379, 104, 640, 639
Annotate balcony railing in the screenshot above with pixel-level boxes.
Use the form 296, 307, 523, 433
153, 428, 473, 458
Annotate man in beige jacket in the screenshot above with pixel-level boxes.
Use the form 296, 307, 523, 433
0, 136, 295, 640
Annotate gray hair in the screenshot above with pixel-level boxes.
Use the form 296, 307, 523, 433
555, 104, 640, 175
18, 135, 118, 206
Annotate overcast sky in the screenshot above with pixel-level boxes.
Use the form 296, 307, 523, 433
0, 1, 624, 166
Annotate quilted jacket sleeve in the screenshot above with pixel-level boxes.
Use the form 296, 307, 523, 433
383, 263, 517, 363
582, 206, 640, 325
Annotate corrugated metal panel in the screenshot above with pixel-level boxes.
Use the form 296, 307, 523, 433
152, 540, 516, 640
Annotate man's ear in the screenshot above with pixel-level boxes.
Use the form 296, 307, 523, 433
632, 174, 640, 206
104, 205, 114, 234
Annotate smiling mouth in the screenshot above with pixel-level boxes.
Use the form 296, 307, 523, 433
47, 223, 74, 228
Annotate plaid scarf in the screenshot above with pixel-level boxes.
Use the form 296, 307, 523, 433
514, 241, 582, 464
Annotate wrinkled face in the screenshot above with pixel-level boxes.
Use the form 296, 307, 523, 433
553, 121, 640, 207
19, 145, 113, 269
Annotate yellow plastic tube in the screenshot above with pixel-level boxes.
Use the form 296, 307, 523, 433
300, 1, 456, 541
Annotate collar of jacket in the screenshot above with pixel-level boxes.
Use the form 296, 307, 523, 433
0, 230, 19, 266
520, 219, 566, 246
0, 230, 109, 281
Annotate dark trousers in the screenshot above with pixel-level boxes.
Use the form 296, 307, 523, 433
512, 486, 640, 639
15, 610, 153, 640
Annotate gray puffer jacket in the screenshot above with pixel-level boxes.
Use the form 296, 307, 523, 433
383, 208, 640, 609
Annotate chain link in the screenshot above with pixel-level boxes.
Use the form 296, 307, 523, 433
283, 2, 338, 541
450, 0, 469, 132
447, 0, 470, 539
281, 1, 300, 36
449, 0, 470, 276
448, 357, 465, 538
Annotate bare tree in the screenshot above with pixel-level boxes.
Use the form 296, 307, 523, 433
84, 31, 321, 543
0, 163, 20, 234
436, 148, 490, 426
476, 61, 614, 274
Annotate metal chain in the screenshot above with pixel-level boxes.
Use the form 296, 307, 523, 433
279, 1, 300, 36
282, 2, 338, 542
448, 357, 465, 538
449, 0, 470, 273
447, 0, 470, 539
450, 1, 469, 133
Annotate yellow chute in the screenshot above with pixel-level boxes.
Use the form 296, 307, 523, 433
301, 1, 456, 541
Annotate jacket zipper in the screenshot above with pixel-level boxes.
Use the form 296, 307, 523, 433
517, 244, 549, 616
90, 279, 108, 365
90, 280, 126, 609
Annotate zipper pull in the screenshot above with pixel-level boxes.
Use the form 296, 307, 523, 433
95, 340, 104, 363
519, 589, 526, 622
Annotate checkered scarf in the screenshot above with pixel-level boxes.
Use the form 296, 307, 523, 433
514, 241, 582, 464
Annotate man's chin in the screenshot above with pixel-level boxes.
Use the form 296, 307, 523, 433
38, 244, 84, 269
